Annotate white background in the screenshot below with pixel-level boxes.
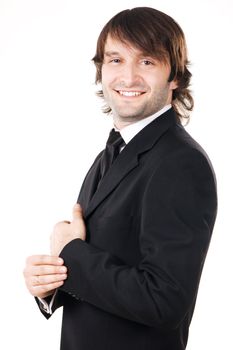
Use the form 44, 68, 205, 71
0, 0, 232, 349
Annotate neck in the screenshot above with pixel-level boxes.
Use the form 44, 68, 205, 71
113, 114, 154, 130
113, 119, 135, 130
113, 104, 172, 130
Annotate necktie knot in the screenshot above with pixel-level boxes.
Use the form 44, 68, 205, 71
100, 129, 125, 179
106, 129, 124, 148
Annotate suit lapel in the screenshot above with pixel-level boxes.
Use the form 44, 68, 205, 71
84, 108, 179, 219
77, 153, 102, 213
84, 150, 138, 218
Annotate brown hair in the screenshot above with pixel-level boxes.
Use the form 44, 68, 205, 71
92, 7, 194, 123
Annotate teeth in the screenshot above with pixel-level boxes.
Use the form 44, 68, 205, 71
119, 91, 143, 97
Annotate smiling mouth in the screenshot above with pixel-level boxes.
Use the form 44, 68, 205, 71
116, 90, 145, 97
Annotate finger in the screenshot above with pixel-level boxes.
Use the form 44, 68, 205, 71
72, 203, 83, 220
24, 264, 67, 278
32, 265, 67, 276
26, 255, 64, 266
29, 281, 65, 297
32, 273, 67, 286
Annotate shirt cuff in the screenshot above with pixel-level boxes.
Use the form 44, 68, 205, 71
37, 290, 57, 315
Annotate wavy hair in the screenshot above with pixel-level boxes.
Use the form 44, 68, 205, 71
92, 7, 194, 123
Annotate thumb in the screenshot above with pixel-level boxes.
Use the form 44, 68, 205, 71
72, 203, 83, 220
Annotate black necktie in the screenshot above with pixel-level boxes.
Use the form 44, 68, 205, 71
100, 129, 125, 179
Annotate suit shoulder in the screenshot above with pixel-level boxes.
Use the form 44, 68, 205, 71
150, 123, 217, 188
162, 124, 214, 168
167, 124, 206, 153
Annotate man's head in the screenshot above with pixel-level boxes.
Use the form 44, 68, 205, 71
93, 7, 193, 124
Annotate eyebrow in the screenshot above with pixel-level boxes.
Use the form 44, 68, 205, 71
104, 51, 121, 57
104, 50, 157, 60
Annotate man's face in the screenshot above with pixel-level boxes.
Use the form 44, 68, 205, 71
101, 36, 177, 128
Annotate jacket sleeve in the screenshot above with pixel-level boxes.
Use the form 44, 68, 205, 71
58, 149, 217, 329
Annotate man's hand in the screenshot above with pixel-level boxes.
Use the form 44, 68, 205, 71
23, 255, 67, 298
50, 203, 86, 257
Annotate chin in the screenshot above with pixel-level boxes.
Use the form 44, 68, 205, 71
114, 108, 144, 120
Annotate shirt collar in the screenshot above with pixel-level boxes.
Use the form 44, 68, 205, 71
115, 104, 172, 145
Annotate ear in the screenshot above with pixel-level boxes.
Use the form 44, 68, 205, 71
169, 79, 178, 90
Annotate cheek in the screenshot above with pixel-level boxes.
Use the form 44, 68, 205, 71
102, 66, 119, 86
145, 66, 171, 88
148, 76, 170, 93
101, 65, 111, 82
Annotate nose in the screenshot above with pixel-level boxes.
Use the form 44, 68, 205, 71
119, 62, 141, 87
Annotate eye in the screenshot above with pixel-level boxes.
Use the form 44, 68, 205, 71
142, 60, 153, 66
110, 58, 121, 64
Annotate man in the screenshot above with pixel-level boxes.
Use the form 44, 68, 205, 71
24, 7, 217, 350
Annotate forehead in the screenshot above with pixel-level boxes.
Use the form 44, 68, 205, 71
104, 35, 147, 57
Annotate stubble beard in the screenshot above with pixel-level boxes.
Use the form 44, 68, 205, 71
110, 86, 171, 124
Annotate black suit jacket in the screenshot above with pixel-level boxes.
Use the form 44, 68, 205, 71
41, 108, 217, 350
